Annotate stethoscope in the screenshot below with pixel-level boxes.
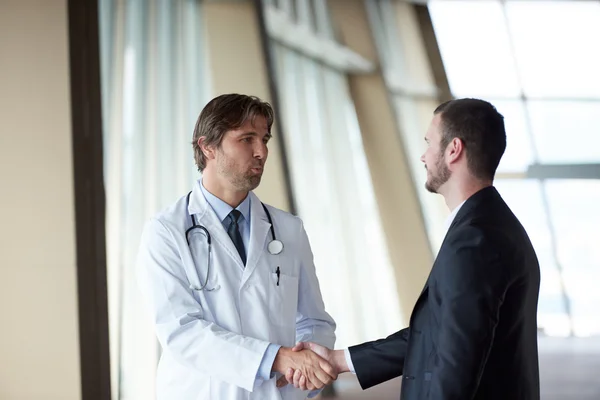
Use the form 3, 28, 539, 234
184, 192, 284, 291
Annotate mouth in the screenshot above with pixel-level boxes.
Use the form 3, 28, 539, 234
250, 166, 263, 174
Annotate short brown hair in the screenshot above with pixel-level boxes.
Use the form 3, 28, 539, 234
192, 94, 274, 171
434, 98, 506, 181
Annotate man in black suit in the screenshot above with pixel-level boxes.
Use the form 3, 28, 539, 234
280, 98, 541, 399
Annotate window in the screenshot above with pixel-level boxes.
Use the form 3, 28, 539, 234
505, 1, 600, 98
430, 0, 521, 98
429, 0, 600, 337
265, 0, 403, 347
99, 0, 208, 398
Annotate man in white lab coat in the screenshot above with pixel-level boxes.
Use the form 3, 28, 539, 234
136, 93, 337, 400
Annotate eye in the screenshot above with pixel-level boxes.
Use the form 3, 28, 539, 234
241, 137, 252, 143
263, 137, 270, 145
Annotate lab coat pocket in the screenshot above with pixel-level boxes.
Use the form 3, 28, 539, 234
269, 272, 299, 329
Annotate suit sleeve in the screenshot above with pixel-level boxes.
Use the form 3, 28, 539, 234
430, 227, 509, 399
136, 218, 270, 392
348, 327, 410, 389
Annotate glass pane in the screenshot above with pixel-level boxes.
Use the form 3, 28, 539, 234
493, 100, 534, 173
528, 100, 600, 164
429, 0, 521, 98
545, 180, 600, 336
506, 1, 600, 98
312, 0, 334, 39
495, 180, 570, 336
276, 0, 294, 17
295, 0, 314, 29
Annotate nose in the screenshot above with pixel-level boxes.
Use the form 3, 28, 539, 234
254, 141, 268, 160
420, 152, 426, 163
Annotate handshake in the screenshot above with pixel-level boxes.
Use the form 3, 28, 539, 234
271, 342, 348, 391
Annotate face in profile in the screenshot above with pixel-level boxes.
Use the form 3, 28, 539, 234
214, 115, 271, 192
421, 114, 451, 193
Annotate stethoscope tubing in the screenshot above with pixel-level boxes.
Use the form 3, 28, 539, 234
184, 191, 281, 291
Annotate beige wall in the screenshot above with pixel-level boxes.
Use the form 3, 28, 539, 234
204, 1, 291, 212
0, 1, 81, 399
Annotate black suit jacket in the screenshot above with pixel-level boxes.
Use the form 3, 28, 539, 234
349, 187, 541, 400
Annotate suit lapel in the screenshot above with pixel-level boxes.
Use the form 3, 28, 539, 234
414, 207, 461, 299
413, 187, 500, 302
414, 221, 455, 301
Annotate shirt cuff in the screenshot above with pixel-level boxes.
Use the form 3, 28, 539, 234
344, 348, 356, 374
257, 343, 282, 381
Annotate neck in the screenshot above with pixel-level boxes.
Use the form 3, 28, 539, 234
201, 170, 248, 208
440, 176, 492, 211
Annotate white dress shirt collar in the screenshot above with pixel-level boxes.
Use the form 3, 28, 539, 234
445, 200, 466, 234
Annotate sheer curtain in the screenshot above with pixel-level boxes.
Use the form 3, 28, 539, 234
266, 0, 403, 348
99, 0, 209, 398
366, 0, 449, 253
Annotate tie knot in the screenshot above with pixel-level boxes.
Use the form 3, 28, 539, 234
228, 209, 242, 225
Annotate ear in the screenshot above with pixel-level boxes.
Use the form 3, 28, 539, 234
446, 137, 464, 164
198, 137, 216, 161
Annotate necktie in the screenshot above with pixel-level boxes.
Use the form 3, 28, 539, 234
226, 210, 246, 265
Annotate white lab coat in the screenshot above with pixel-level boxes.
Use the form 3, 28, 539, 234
136, 181, 336, 400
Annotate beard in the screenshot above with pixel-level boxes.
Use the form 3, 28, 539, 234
425, 153, 451, 193
216, 152, 263, 192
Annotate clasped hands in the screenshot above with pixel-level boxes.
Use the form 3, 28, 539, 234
272, 342, 344, 391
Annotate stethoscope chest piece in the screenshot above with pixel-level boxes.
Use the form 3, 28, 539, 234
268, 239, 284, 255
185, 191, 284, 290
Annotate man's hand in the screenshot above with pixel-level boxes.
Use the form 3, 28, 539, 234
272, 346, 337, 391
278, 342, 348, 390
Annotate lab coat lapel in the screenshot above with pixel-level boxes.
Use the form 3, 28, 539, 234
241, 192, 271, 286
188, 180, 246, 270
